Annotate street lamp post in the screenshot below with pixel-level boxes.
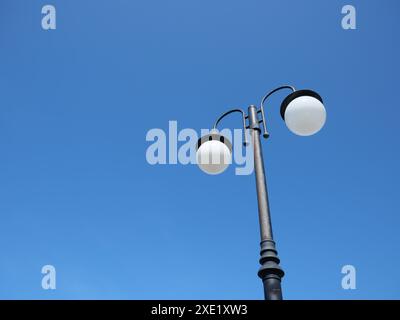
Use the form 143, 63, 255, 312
249, 103, 284, 300
196, 86, 326, 300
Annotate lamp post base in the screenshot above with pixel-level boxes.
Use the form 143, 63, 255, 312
257, 239, 284, 300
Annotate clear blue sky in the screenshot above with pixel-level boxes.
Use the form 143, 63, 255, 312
0, 0, 399, 299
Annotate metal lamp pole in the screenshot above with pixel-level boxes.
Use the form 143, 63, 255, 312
248, 104, 284, 300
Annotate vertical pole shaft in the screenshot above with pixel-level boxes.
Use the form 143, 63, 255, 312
248, 105, 284, 300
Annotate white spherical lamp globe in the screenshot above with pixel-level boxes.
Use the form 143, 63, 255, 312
196, 133, 232, 175
280, 90, 326, 136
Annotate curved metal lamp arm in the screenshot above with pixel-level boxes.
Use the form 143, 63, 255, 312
259, 85, 296, 138
213, 108, 249, 146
